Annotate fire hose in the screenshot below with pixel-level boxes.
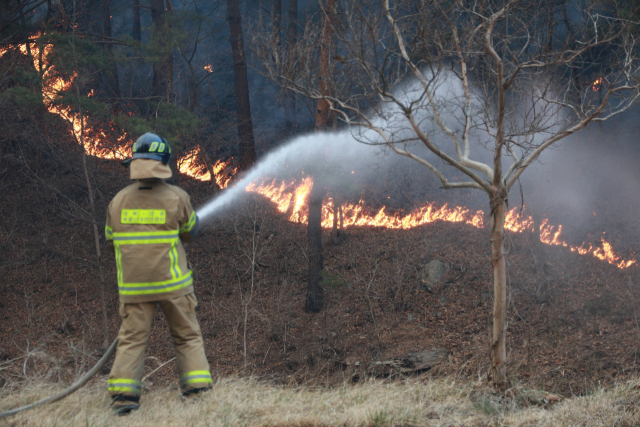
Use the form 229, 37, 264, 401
0, 338, 119, 419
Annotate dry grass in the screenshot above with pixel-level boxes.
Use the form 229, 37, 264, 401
1, 376, 639, 426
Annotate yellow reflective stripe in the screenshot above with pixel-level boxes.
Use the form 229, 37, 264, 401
180, 370, 210, 378
180, 212, 196, 233
118, 271, 193, 295
149, 141, 159, 152
108, 379, 141, 394
115, 238, 178, 245
172, 244, 182, 278
168, 243, 178, 279
180, 371, 212, 385
121, 209, 166, 224
105, 225, 113, 240
108, 379, 141, 385
112, 230, 179, 237
112, 230, 179, 246
115, 246, 123, 284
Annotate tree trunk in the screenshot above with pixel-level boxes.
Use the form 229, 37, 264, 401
331, 197, 338, 241
284, 0, 297, 133
529, 205, 548, 302
77, 101, 109, 349
228, 0, 256, 170
102, 0, 121, 102
132, 0, 141, 42
273, 0, 282, 45
151, 0, 173, 101
545, 0, 553, 54
490, 198, 507, 390
305, 0, 335, 313
306, 181, 324, 312
315, 0, 335, 131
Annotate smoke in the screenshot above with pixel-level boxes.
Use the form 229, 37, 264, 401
518, 110, 640, 249
195, 70, 540, 221
197, 69, 640, 258
196, 130, 384, 220
195, 73, 470, 221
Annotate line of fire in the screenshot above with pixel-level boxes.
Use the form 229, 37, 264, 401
1, 34, 635, 270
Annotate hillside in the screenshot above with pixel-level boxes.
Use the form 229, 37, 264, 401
1, 138, 640, 400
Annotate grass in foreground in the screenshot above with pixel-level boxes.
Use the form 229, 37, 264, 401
0, 377, 639, 426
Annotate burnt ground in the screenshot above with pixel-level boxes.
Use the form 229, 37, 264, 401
2, 132, 640, 399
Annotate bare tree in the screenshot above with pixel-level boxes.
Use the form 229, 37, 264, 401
151, 0, 174, 101
132, 0, 142, 42
228, 0, 257, 170
305, 0, 336, 314
284, 0, 298, 132
101, 0, 120, 102
254, 0, 640, 388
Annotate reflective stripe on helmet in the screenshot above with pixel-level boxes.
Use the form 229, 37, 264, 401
128, 133, 172, 165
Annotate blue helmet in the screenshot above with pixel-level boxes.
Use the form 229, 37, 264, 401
123, 133, 172, 166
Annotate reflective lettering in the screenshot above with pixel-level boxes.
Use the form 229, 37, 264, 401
121, 209, 166, 224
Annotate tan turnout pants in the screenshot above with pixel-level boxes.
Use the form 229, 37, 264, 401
108, 293, 212, 397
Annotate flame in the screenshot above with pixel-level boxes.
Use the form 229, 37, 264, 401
178, 146, 210, 181
1, 33, 131, 159
212, 159, 238, 189
247, 178, 636, 270
1, 36, 635, 270
246, 178, 485, 229
204, 64, 213, 73
0, 34, 226, 177
177, 146, 237, 188
504, 210, 635, 269
592, 77, 603, 91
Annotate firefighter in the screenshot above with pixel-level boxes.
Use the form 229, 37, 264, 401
105, 133, 211, 415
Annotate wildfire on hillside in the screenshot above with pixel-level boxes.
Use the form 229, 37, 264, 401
1, 34, 234, 186
247, 178, 636, 270
1, 35, 635, 270
1, 33, 130, 160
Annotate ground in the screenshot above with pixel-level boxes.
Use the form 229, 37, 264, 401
1, 145, 640, 401
2, 376, 640, 426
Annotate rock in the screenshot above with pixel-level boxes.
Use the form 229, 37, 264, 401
406, 348, 449, 371
420, 260, 451, 291
366, 348, 449, 376
517, 390, 562, 407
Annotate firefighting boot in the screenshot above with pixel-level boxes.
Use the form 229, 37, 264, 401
182, 387, 212, 398
111, 394, 140, 416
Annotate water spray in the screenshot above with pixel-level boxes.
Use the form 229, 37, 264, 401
196, 130, 382, 221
